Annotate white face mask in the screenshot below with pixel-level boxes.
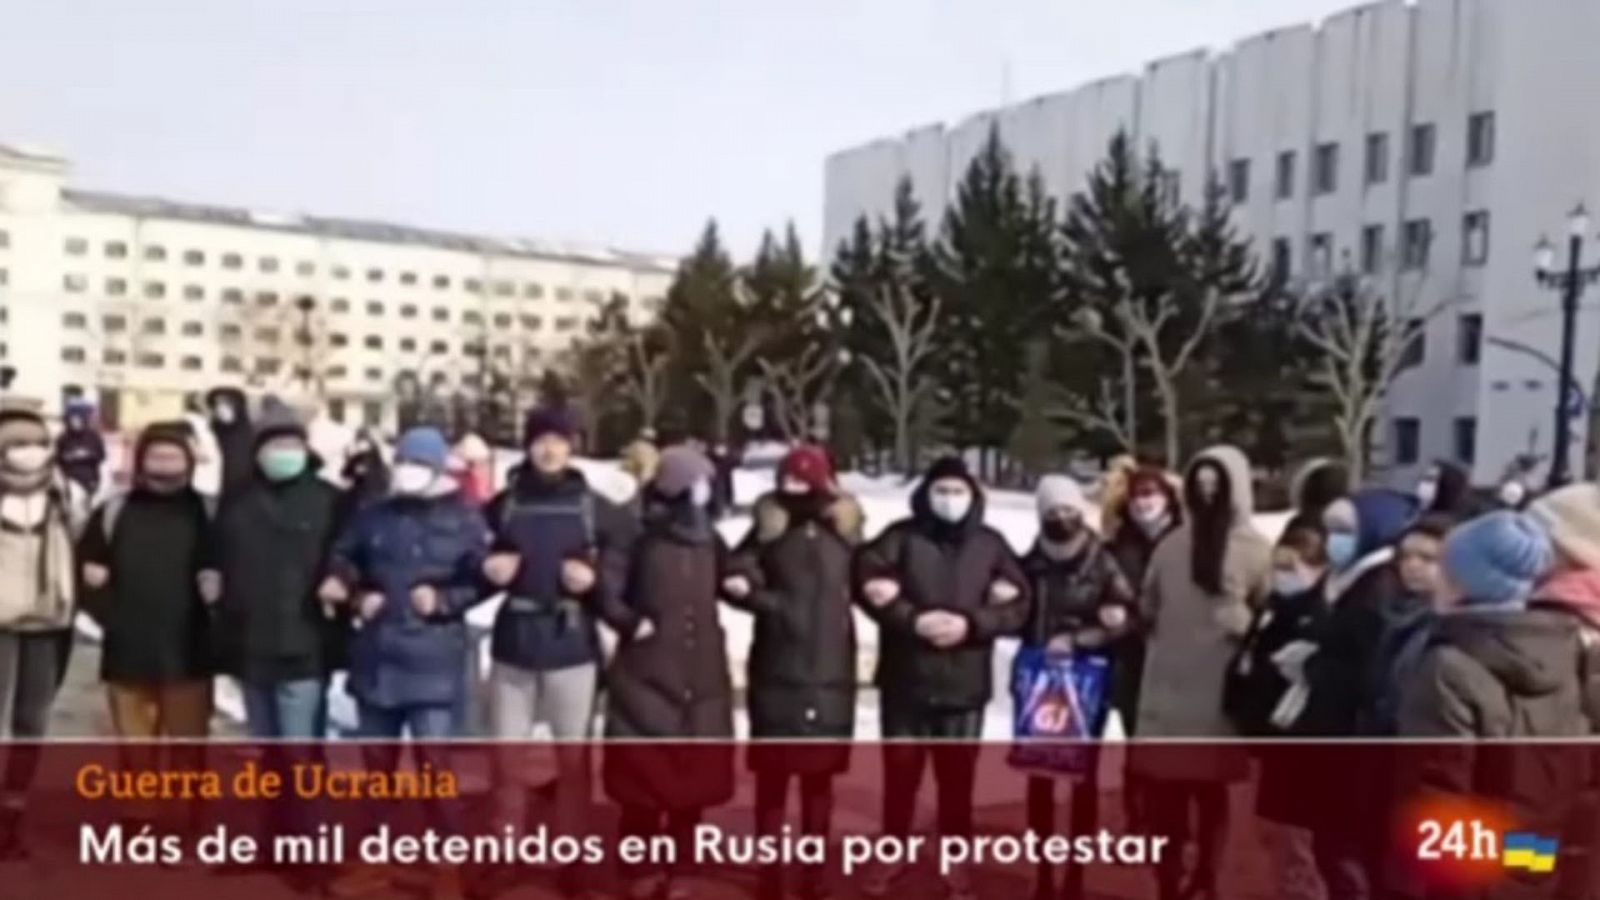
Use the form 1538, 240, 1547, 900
689, 480, 712, 508
1499, 481, 1527, 507
1416, 479, 1438, 507
4, 445, 51, 474
213, 404, 236, 425
1130, 495, 1168, 523
391, 462, 437, 495
930, 492, 973, 523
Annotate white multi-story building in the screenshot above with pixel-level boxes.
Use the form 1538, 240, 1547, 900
0, 144, 674, 431
823, 0, 1600, 485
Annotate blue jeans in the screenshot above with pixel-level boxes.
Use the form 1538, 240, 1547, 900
241, 678, 328, 739
354, 701, 458, 739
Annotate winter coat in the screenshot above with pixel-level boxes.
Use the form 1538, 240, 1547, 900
1019, 537, 1134, 650
727, 492, 863, 775
1104, 510, 1178, 731
327, 486, 490, 710
212, 468, 345, 684
1132, 445, 1270, 782
79, 487, 217, 683
854, 475, 1030, 713
0, 478, 86, 632
600, 500, 734, 811
1224, 580, 1329, 739
206, 387, 255, 500
56, 427, 105, 494
1300, 556, 1412, 736
484, 467, 635, 672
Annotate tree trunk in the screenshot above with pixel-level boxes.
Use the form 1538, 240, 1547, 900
1153, 369, 1181, 468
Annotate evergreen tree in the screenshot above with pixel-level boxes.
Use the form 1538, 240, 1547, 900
658, 220, 763, 442
1008, 341, 1069, 480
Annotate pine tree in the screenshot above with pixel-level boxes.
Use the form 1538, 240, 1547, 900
658, 220, 763, 443
1008, 341, 1068, 480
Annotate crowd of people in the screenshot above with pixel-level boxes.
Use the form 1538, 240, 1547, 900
0, 385, 1598, 900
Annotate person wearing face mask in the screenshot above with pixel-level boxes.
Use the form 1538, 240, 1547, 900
1414, 459, 1489, 522
1496, 477, 1532, 511
1130, 445, 1270, 900
210, 404, 342, 738
1103, 467, 1181, 730
56, 400, 106, 500
853, 455, 1028, 900
1366, 514, 1454, 738
722, 445, 862, 900
0, 402, 87, 859
204, 387, 255, 501
597, 446, 734, 900
78, 422, 220, 738
1289, 457, 1351, 522
335, 429, 391, 527
1017, 475, 1133, 900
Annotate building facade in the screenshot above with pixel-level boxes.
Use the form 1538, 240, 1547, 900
823, 0, 1600, 486
0, 145, 673, 431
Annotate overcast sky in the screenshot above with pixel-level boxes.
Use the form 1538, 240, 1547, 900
2, 1, 1360, 260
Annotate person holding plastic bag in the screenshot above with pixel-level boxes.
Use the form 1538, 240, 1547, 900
1012, 475, 1133, 900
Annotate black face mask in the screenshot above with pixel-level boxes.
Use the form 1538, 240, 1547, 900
141, 473, 190, 494
1040, 519, 1080, 543
779, 490, 829, 520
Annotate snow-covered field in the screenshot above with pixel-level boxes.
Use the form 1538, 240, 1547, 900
79, 451, 1292, 738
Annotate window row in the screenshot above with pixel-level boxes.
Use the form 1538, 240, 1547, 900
1268, 211, 1491, 280
1227, 112, 1495, 204
1392, 415, 1477, 467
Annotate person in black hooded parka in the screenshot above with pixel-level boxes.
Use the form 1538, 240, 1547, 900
205, 387, 255, 500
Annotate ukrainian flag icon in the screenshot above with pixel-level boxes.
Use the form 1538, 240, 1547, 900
1503, 832, 1559, 873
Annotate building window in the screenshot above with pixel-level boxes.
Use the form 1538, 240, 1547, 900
136, 352, 165, 369
259, 256, 280, 273
1453, 417, 1478, 465
400, 272, 418, 286
583, 289, 605, 305
1360, 225, 1385, 275
143, 319, 166, 336
400, 304, 418, 319
400, 337, 417, 352
296, 260, 316, 277
366, 268, 384, 283
220, 324, 242, 340
1313, 143, 1339, 195
140, 245, 168, 263
1308, 233, 1334, 278
555, 316, 579, 332
184, 249, 206, 266
1463, 211, 1490, 266
64, 237, 88, 256
255, 327, 280, 342
1408, 123, 1436, 176
555, 287, 573, 303
105, 241, 128, 259
1467, 112, 1495, 168
331, 298, 350, 313
365, 301, 384, 316
464, 278, 483, 294
330, 333, 349, 348
432, 307, 449, 322
0, 268, 6, 287
521, 314, 543, 330
103, 349, 127, 366
257, 358, 281, 375
106, 278, 128, 296
221, 288, 244, 305
181, 284, 204, 301
61, 347, 87, 364
463, 311, 484, 326
63, 274, 87, 293
1365, 132, 1389, 185
332, 265, 350, 280
1402, 219, 1432, 270
1393, 418, 1421, 466
327, 365, 348, 380
493, 345, 511, 361
62, 313, 88, 330
1397, 318, 1427, 372
494, 281, 515, 297
257, 291, 279, 307
493, 313, 513, 328
222, 253, 243, 270
221, 356, 243, 373
433, 275, 451, 290
365, 368, 384, 383
1274, 151, 1296, 200
430, 340, 448, 354
1271, 237, 1292, 280
1225, 159, 1249, 204
1458, 314, 1483, 365
180, 356, 203, 372
144, 282, 166, 299
0, 229, 9, 249
364, 335, 383, 350
182, 321, 204, 337
103, 314, 127, 333
524, 283, 544, 300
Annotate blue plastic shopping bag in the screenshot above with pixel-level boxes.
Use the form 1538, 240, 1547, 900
1007, 647, 1109, 776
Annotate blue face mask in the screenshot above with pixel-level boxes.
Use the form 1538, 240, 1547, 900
1327, 532, 1359, 570
1272, 570, 1313, 597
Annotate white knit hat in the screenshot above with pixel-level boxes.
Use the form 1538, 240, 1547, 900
1036, 474, 1086, 515
1529, 483, 1600, 570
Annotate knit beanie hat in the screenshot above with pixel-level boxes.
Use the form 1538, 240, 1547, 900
524, 405, 579, 447
1443, 511, 1555, 608
779, 445, 835, 494
395, 427, 451, 473
922, 455, 973, 489
1036, 474, 1085, 516
253, 401, 306, 447
1529, 483, 1600, 570
653, 445, 714, 498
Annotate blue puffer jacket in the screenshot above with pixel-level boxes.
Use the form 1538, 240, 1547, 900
328, 488, 491, 709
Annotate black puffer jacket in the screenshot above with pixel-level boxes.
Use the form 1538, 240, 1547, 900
854, 461, 1029, 711
205, 387, 255, 500
1019, 536, 1133, 649
728, 492, 864, 748
212, 463, 344, 683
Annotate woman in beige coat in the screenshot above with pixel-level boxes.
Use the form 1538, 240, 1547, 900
1129, 444, 1272, 900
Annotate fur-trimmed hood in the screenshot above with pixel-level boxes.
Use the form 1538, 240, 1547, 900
752, 491, 864, 545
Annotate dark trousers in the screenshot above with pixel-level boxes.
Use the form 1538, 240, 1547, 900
0, 629, 71, 845
619, 805, 701, 881
879, 704, 982, 839
755, 769, 835, 896
1027, 775, 1097, 898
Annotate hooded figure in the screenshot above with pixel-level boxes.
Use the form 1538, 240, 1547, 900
1416, 460, 1489, 521
79, 422, 219, 737
211, 404, 344, 738
852, 455, 1029, 900
1289, 457, 1351, 521
0, 403, 84, 858
1104, 466, 1182, 728
205, 387, 255, 500
336, 428, 390, 529
56, 402, 105, 499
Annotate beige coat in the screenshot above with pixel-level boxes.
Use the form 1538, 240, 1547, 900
1131, 445, 1271, 781
0, 479, 87, 632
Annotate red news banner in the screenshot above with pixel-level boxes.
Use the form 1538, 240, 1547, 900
5, 742, 1598, 898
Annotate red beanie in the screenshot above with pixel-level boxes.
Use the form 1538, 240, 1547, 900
780, 444, 835, 493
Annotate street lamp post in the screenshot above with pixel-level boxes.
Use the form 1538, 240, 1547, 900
1533, 204, 1600, 488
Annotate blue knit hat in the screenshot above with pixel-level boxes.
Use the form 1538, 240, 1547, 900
395, 427, 451, 473
1443, 511, 1555, 609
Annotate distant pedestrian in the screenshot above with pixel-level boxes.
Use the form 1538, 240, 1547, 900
205, 387, 255, 500
56, 401, 106, 499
